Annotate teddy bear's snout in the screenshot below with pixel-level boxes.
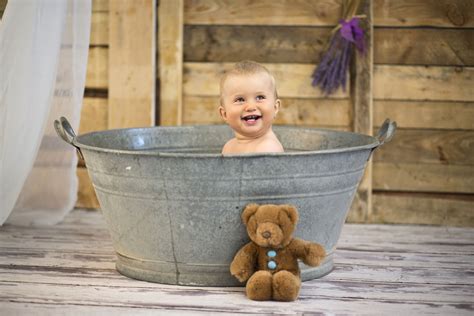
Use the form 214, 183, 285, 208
254, 223, 284, 247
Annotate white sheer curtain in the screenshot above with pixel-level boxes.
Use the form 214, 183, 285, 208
0, 0, 91, 226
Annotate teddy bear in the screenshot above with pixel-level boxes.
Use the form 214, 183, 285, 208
230, 203, 326, 301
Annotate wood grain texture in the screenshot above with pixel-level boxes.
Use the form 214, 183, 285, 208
374, 100, 474, 130
184, 0, 342, 26
183, 96, 351, 127
374, 28, 474, 66
93, 0, 108, 12
0, 209, 473, 315
373, 0, 474, 27
85, 47, 108, 89
373, 129, 474, 165
108, 0, 156, 128
76, 168, 100, 209
183, 62, 349, 98
159, 0, 184, 126
91, 11, 108, 46
183, 26, 474, 66
183, 25, 332, 63
372, 192, 474, 227
373, 162, 474, 194
373, 65, 474, 102
184, 0, 474, 28
80, 97, 108, 134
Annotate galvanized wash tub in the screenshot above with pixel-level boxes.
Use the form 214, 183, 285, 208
55, 117, 396, 286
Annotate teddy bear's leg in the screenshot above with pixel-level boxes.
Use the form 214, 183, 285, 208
272, 271, 301, 301
246, 271, 273, 301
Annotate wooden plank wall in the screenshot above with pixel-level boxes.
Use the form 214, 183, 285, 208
371, 0, 474, 226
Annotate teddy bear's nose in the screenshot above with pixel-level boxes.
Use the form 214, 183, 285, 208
262, 231, 271, 239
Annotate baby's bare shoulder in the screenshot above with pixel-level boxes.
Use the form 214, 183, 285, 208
221, 138, 240, 154
221, 135, 284, 154
255, 137, 284, 153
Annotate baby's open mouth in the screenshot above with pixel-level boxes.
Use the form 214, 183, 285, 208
242, 115, 262, 122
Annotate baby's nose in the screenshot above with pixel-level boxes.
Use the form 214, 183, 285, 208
245, 104, 256, 111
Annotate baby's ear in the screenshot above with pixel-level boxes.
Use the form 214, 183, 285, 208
242, 204, 259, 226
219, 106, 227, 121
274, 99, 281, 115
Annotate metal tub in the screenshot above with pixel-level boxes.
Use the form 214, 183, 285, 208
55, 117, 396, 286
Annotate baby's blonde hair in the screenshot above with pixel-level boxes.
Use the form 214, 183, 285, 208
219, 60, 278, 105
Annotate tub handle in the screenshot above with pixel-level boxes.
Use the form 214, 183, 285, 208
376, 118, 397, 146
54, 117, 84, 159
368, 119, 396, 160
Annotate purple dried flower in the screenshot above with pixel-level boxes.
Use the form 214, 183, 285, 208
312, 17, 365, 95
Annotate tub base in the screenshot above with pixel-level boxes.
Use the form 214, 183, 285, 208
115, 252, 334, 287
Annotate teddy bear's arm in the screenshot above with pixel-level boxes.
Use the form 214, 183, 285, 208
290, 238, 326, 267
230, 242, 258, 282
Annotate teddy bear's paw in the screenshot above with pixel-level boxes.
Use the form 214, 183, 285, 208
304, 243, 326, 266
246, 271, 273, 301
272, 271, 301, 301
231, 268, 251, 282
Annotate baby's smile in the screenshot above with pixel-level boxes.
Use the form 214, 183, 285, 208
241, 114, 262, 125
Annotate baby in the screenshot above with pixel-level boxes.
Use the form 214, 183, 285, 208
219, 61, 284, 154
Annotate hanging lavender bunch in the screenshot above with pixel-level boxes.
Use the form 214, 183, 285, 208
312, 14, 366, 95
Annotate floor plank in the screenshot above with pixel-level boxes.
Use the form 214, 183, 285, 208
0, 209, 473, 315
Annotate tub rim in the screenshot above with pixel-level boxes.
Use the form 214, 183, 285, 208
72, 124, 381, 158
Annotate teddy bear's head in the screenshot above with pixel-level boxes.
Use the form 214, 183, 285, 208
241, 204, 298, 248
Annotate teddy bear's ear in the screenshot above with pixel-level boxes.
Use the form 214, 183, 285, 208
280, 204, 299, 225
241, 203, 259, 226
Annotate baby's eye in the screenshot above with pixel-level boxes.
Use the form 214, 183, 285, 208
234, 97, 245, 103
256, 95, 266, 101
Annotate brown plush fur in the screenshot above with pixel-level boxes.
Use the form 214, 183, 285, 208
230, 204, 326, 301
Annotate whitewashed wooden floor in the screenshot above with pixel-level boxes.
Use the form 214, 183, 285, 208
0, 209, 473, 315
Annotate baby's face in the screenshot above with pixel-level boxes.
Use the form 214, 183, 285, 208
219, 72, 280, 139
